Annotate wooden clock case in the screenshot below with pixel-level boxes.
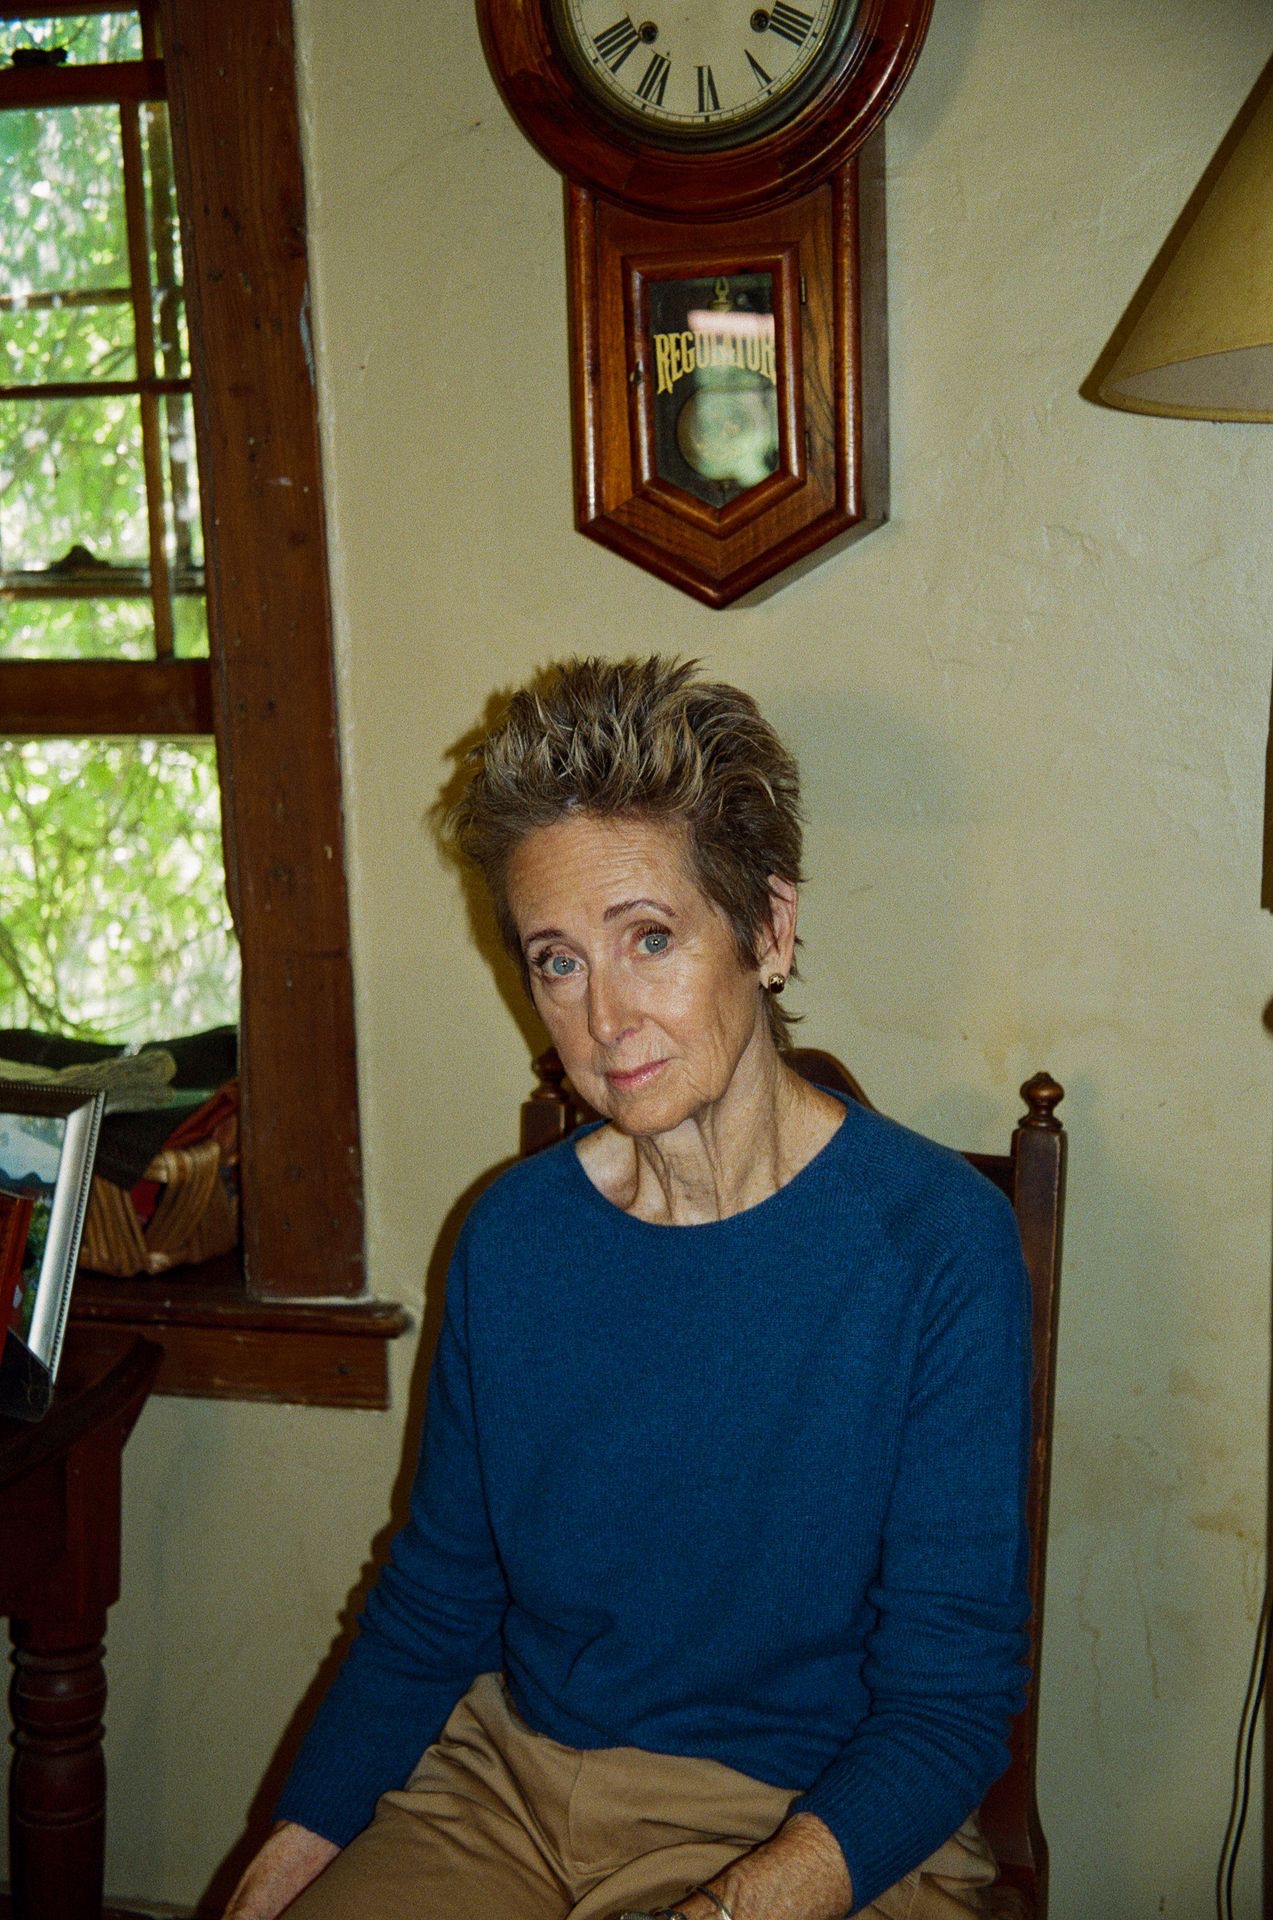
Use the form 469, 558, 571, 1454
478, 0, 934, 606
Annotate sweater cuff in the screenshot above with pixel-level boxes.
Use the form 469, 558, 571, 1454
787, 1770, 939, 1915
274, 1752, 385, 1851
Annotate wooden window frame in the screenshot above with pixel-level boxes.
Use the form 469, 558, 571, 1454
0, 0, 409, 1404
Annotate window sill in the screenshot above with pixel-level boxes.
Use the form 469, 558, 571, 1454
69, 1255, 411, 1409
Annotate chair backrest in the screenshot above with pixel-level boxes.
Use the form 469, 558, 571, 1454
521, 1046, 1066, 1920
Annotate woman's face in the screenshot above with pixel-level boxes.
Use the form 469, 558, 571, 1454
506, 813, 790, 1139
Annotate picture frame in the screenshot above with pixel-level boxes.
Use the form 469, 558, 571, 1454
0, 1083, 105, 1421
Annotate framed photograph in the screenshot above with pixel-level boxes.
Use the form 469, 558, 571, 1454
0, 1083, 104, 1421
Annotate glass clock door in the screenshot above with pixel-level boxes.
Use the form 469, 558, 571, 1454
646, 270, 779, 506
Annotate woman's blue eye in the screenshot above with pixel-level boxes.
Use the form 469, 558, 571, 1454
548, 955, 577, 977
638, 930, 670, 955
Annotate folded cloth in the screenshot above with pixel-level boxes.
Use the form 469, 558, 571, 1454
0, 1048, 177, 1114
126, 1080, 240, 1226
0, 1025, 236, 1090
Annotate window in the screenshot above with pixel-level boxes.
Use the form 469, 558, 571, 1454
0, 7, 238, 1035
0, 0, 406, 1403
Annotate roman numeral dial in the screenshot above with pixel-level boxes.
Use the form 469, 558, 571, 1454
636, 49, 672, 102
557, 1, 854, 140
767, 4, 815, 47
593, 16, 640, 68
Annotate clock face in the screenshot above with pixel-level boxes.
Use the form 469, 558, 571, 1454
552, 2, 859, 145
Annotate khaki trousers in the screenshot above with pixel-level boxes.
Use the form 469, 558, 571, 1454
286, 1673, 1000, 1920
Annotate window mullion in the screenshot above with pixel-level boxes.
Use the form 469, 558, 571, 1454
119, 95, 173, 660
0, 657, 213, 734
0, 62, 164, 112
0, 375, 187, 401
144, 102, 191, 579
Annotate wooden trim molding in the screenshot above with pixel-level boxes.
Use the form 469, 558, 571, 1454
159, 0, 368, 1303
0, 59, 165, 111
0, 658, 213, 735
72, 1261, 410, 1410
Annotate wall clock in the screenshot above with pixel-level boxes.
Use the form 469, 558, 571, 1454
477, 0, 934, 607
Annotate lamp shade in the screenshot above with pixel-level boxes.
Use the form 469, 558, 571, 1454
1097, 71, 1273, 421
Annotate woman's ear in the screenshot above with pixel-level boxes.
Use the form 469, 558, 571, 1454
760, 875, 799, 978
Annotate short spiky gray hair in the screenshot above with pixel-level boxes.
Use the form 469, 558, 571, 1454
447, 656, 804, 1043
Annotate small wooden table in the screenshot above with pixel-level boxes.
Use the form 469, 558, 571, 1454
1, 1329, 160, 1920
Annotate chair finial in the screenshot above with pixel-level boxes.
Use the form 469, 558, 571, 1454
1019, 1071, 1063, 1131
531, 1047, 567, 1099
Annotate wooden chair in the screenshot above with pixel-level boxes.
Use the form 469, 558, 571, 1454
521, 1047, 1066, 1920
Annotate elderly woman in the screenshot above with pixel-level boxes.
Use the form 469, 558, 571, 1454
226, 657, 1031, 1920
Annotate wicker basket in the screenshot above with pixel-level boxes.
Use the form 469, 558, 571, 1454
79, 1085, 239, 1279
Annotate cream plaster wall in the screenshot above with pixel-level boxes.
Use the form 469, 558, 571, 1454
31, 1, 1273, 1913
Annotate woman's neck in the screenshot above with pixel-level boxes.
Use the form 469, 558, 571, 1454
582, 1047, 844, 1226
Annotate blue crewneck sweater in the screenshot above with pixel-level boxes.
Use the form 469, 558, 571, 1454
277, 1094, 1031, 1911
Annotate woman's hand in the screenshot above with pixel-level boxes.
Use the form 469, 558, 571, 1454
672, 1812, 853, 1920
222, 1820, 340, 1919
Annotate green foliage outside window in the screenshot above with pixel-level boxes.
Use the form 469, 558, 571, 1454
0, 31, 238, 1046
0, 94, 203, 652
0, 739, 239, 1042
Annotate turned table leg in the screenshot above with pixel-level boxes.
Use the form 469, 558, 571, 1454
2, 1333, 160, 1920
9, 1613, 109, 1920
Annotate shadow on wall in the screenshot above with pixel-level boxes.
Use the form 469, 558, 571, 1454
199, 695, 542, 1911
430, 683, 557, 1058
768, 678, 990, 1106
197, 1147, 512, 1915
